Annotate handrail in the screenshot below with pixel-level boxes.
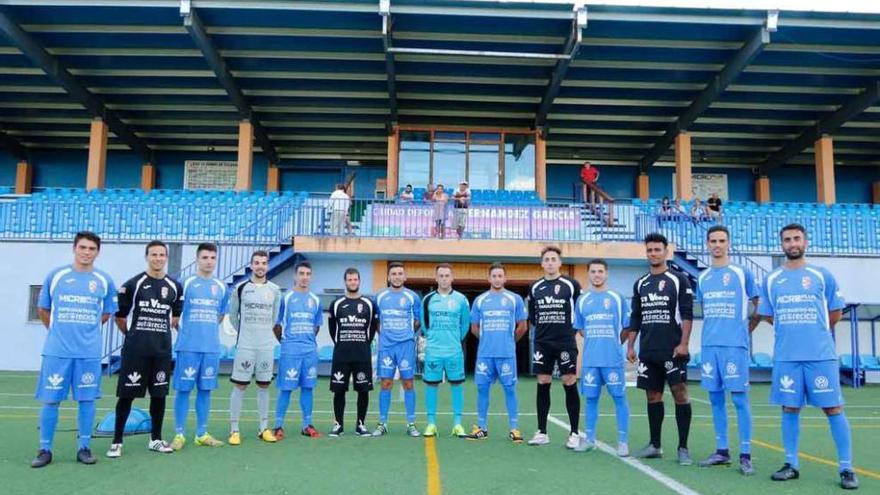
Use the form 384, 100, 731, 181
574, 180, 616, 226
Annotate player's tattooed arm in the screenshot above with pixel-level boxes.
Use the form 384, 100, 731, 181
829, 309, 842, 328
273, 324, 282, 341
38, 308, 51, 329
748, 297, 761, 333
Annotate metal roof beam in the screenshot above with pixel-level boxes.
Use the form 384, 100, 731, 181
535, 2, 586, 130
180, 2, 279, 163
379, 0, 398, 128
0, 7, 152, 160
639, 25, 770, 170
760, 80, 880, 174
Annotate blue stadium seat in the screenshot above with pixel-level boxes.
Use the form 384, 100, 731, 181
860, 354, 880, 370
839, 354, 854, 371
752, 352, 773, 369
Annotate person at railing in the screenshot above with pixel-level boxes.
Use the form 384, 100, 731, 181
329, 183, 352, 236
452, 180, 471, 239
399, 184, 415, 203
580, 161, 600, 204
423, 183, 436, 203
691, 197, 711, 223
431, 184, 449, 239
707, 192, 723, 220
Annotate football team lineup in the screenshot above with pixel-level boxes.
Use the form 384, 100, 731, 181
17, 224, 877, 493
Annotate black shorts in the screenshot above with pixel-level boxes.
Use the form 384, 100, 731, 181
116, 353, 172, 398
636, 357, 689, 392
329, 360, 373, 393
532, 340, 578, 376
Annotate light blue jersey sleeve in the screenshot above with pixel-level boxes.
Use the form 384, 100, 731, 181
822, 267, 845, 311
620, 293, 632, 329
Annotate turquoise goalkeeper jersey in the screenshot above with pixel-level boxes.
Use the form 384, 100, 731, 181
422, 290, 471, 358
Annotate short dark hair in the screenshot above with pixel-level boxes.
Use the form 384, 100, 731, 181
643, 232, 668, 247
145, 240, 168, 256
435, 263, 453, 272
344, 267, 360, 280
488, 262, 505, 275
250, 250, 269, 262
196, 242, 218, 255
295, 261, 312, 273
336, 183, 345, 190
73, 231, 101, 249
587, 258, 608, 270
388, 261, 405, 273
780, 223, 807, 239
706, 225, 730, 240
541, 245, 562, 259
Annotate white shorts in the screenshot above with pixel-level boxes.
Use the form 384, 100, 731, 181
230, 347, 275, 385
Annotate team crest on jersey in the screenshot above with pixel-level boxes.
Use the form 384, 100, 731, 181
204, 367, 215, 377
802, 276, 812, 290
210, 284, 218, 296
725, 362, 737, 376
155, 371, 166, 383
560, 351, 570, 363
722, 273, 731, 286
658, 280, 666, 292
308, 298, 315, 308
664, 361, 674, 371
554, 285, 561, 295
400, 359, 410, 370
357, 303, 363, 313
607, 372, 619, 384
88, 280, 98, 293
501, 363, 511, 374
399, 296, 407, 307
501, 298, 508, 307
603, 298, 612, 310
161, 286, 169, 299
356, 372, 366, 382
81, 372, 95, 385
448, 299, 455, 309
814, 375, 829, 390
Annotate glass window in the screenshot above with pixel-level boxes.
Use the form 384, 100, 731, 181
468, 143, 499, 190
432, 141, 466, 189
399, 131, 430, 190
503, 134, 535, 191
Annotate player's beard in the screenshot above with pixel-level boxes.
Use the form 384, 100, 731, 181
784, 247, 804, 260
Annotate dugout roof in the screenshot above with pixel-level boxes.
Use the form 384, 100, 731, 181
0, 0, 878, 171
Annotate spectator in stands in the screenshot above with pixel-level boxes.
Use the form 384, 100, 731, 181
452, 181, 471, 239
431, 184, 449, 239
329, 183, 351, 236
658, 196, 674, 218
690, 197, 710, 222
707, 192, 723, 219
399, 184, 415, 203
580, 161, 600, 204
423, 183, 436, 203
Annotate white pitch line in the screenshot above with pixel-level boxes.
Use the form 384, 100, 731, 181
547, 415, 701, 495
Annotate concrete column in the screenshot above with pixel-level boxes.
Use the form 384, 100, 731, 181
236, 120, 254, 191
636, 173, 649, 201
535, 133, 547, 201
86, 118, 108, 191
814, 135, 836, 205
674, 132, 692, 200
386, 128, 399, 198
15, 160, 32, 194
755, 176, 771, 203
141, 162, 155, 192
267, 164, 280, 193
